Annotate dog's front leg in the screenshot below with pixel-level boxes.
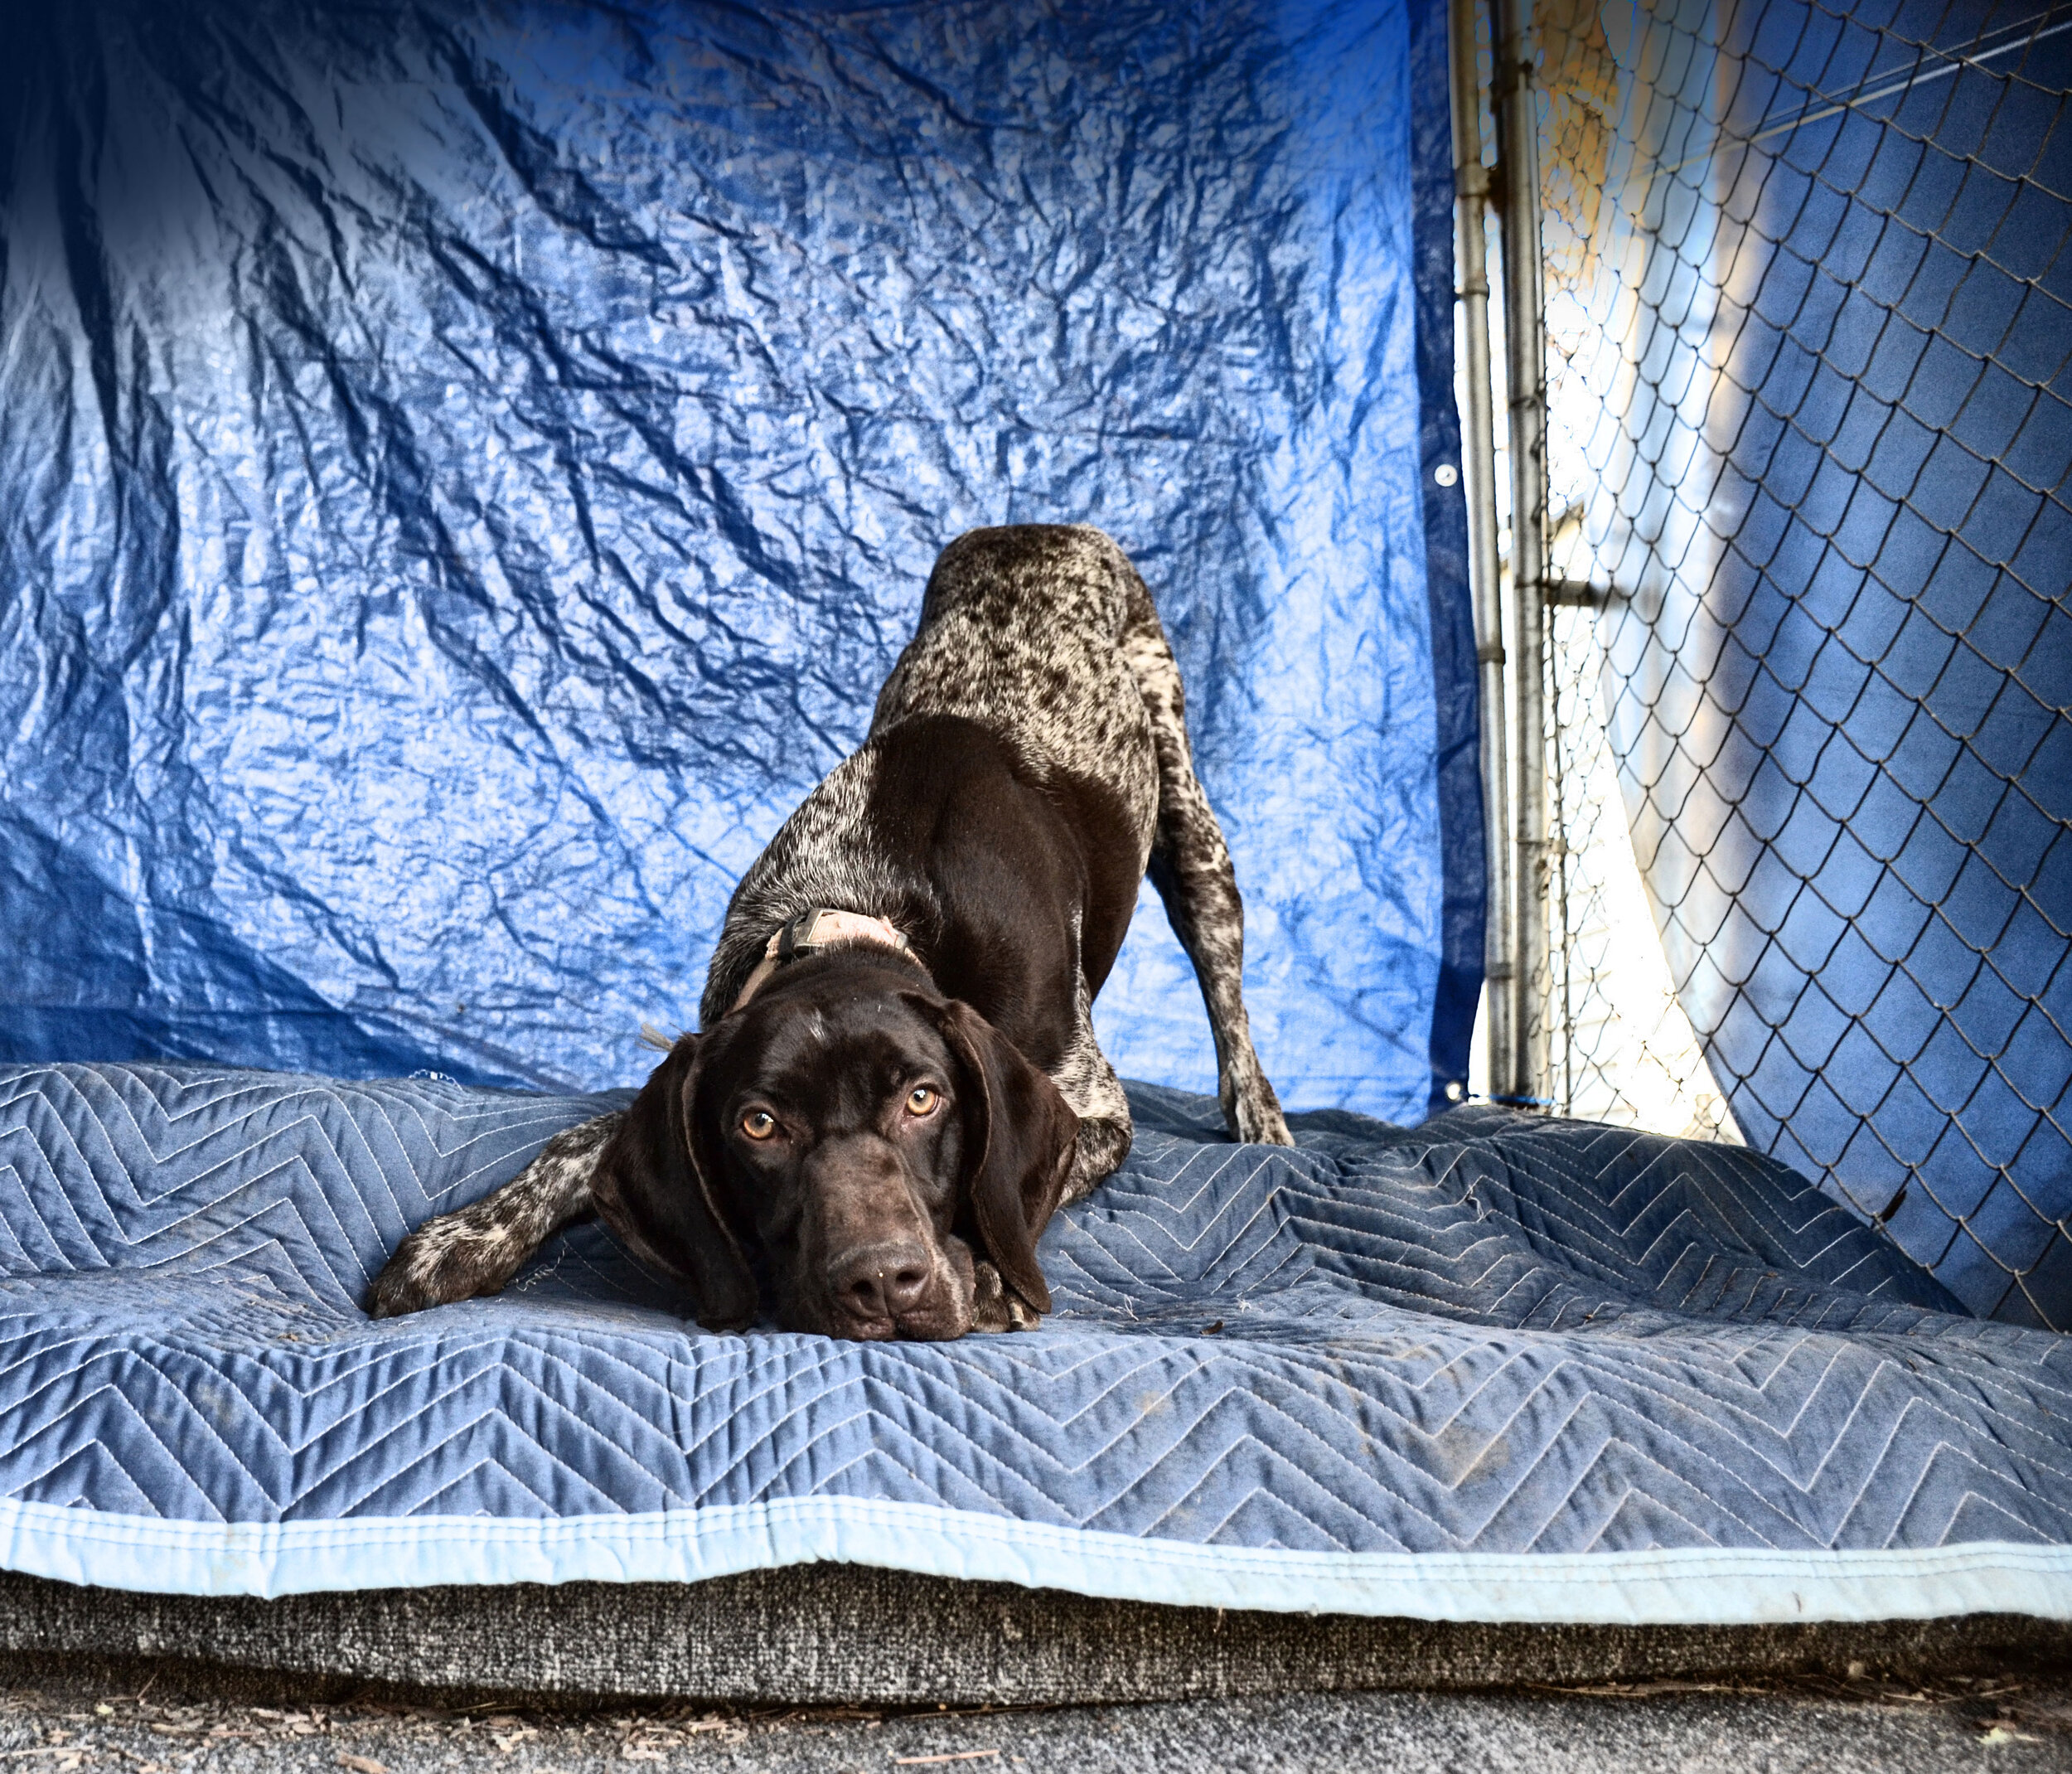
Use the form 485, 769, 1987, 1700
1053, 977, 1138, 1206
367, 1111, 626, 1317
968, 1104, 1128, 1332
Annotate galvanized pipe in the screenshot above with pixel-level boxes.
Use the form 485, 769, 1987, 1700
1493, 0, 1550, 1106
1447, 0, 1514, 1105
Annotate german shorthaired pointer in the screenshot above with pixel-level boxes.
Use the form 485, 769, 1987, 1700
369, 525, 1291, 1339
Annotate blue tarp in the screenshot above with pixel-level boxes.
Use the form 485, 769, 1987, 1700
0, 0, 1480, 1122
3, 1061, 2068, 1617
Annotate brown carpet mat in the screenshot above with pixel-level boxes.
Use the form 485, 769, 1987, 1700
4, 1568, 2067, 1705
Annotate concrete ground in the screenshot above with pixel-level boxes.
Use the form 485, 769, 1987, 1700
2, 1669, 2070, 1774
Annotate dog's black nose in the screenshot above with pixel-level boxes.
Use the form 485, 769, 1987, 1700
834, 1242, 932, 1322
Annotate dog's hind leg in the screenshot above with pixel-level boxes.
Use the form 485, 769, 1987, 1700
1118, 580, 1294, 1147
366, 1111, 625, 1317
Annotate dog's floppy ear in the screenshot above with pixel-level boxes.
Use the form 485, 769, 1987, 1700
591, 1033, 758, 1332
926, 997, 1078, 1316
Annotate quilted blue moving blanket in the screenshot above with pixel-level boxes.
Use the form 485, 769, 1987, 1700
2, 1062, 2068, 1621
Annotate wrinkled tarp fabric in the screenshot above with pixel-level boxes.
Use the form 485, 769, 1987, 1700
0, 0, 1480, 1121
3, 1062, 2068, 1620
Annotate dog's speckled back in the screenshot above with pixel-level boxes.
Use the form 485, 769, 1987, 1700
870, 526, 1161, 854
703, 526, 1170, 1025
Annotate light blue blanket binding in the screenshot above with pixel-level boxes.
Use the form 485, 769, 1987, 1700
2, 1063, 2067, 1620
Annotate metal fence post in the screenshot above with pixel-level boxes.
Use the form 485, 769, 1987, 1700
1493, 0, 1550, 1108
1448, 0, 1516, 1105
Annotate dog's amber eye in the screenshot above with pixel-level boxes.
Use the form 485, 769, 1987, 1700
741, 1110, 777, 1141
905, 1085, 938, 1117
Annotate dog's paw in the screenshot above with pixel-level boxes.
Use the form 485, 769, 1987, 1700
1222, 1069, 1295, 1146
366, 1250, 448, 1319
970, 1261, 1043, 1333
971, 1261, 1013, 1332
366, 1204, 528, 1319
1237, 1098, 1294, 1146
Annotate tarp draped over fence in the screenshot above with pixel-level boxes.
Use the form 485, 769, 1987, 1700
1535, 0, 2072, 1323
0, 0, 1480, 1122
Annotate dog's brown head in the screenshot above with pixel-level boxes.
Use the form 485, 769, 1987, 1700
592, 946, 1077, 1340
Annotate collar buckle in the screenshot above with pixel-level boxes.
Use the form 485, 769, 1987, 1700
732, 908, 914, 1011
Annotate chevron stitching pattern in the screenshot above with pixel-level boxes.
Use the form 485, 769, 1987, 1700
1, 1063, 2067, 1580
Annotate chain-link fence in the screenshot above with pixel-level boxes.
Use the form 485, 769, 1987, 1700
1480, 0, 2072, 1326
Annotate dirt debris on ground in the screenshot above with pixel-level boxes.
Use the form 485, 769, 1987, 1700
1, 1669, 2069, 1773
